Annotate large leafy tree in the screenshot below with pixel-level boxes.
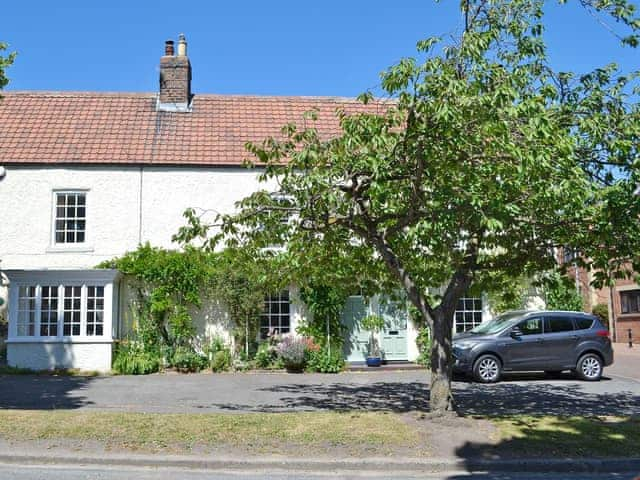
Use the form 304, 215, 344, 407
178, 0, 639, 414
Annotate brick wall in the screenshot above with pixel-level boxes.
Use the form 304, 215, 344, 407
159, 55, 191, 106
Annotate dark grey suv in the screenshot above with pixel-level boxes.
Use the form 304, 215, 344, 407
453, 310, 614, 383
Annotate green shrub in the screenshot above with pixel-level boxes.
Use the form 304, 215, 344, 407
211, 350, 232, 372
306, 346, 344, 373
203, 336, 227, 363
203, 336, 233, 372
592, 303, 609, 329
112, 341, 161, 375
171, 346, 207, 373
254, 342, 277, 368
416, 327, 431, 368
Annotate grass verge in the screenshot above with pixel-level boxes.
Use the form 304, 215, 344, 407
0, 411, 637, 458
492, 415, 640, 457
0, 411, 421, 455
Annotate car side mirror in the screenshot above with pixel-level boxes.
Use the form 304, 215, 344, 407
510, 327, 522, 338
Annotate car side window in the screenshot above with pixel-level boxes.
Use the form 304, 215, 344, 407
544, 316, 575, 333
574, 317, 594, 330
518, 317, 543, 335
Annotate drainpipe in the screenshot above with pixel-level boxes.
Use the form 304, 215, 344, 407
608, 280, 617, 342
0, 167, 7, 314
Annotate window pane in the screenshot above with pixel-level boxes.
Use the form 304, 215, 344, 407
545, 316, 574, 333
40, 285, 59, 337
54, 193, 86, 244
453, 297, 483, 332
63, 286, 82, 337
86, 285, 105, 336
575, 318, 594, 330
621, 291, 640, 314
519, 318, 543, 335
17, 285, 38, 337
261, 291, 290, 338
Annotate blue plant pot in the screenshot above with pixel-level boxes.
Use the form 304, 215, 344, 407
366, 357, 382, 367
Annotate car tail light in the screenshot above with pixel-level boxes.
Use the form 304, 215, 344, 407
596, 330, 610, 337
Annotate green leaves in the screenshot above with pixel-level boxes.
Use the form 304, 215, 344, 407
0, 42, 15, 94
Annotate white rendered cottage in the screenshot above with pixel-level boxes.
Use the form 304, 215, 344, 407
0, 36, 493, 372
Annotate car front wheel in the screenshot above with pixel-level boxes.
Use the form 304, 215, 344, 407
473, 354, 501, 383
576, 353, 603, 381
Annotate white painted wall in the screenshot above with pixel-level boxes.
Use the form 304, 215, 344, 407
0, 165, 267, 270
7, 341, 112, 372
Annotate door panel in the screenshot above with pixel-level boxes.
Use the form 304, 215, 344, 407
543, 316, 580, 368
501, 317, 548, 370
378, 298, 408, 361
341, 296, 370, 362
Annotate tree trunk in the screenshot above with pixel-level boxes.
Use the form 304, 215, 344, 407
429, 307, 455, 413
368, 233, 474, 415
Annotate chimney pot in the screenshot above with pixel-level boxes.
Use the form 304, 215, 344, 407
164, 40, 175, 56
177, 34, 187, 56
158, 35, 191, 111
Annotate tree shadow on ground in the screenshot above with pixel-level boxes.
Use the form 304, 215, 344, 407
450, 416, 640, 478
0, 375, 95, 409
455, 376, 640, 416
206, 374, 640, 416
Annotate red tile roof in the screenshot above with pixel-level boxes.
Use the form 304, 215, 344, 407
0, 91, 387, 166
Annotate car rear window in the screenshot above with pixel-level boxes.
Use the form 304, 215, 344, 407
574, 317, 594, 330
545, 316, 575, 333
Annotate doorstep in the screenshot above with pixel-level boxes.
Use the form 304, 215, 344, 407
347, 361, 425, 372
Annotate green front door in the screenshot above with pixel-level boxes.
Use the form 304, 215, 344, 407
378, 298, 408, 361
341, 296, 370, 362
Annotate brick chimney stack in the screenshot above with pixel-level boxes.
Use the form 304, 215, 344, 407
158, 34, 191, 112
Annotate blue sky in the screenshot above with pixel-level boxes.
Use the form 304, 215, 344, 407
2, 1, 638, 96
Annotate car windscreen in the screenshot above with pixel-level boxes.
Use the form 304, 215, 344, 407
469, 312, 524, 335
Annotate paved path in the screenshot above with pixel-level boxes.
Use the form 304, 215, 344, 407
0, 354, 638, 415
0, 464, 635, 480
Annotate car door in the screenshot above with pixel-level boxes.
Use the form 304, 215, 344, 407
500, 316, 547, 371
543, 315, 580, 369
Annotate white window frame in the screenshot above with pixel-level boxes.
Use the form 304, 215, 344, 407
454, 297, 483, 333
6, 270, 118, 344
49, 189, 92, 251
260, 290, 291, 338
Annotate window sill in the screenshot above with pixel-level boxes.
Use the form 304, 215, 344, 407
6, 337, 113, 344
46, 245, 95, 253
617, 314, 640, 320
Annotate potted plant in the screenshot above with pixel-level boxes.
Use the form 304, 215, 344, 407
361, 314, 385, 367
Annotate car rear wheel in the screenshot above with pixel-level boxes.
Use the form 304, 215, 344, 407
576, 353, 603, 381
473, 354, 501, 383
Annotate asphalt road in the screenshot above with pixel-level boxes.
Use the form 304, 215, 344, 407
0, 464, 637, 480
0, 366, 638, 415
0, 345, 637, 414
